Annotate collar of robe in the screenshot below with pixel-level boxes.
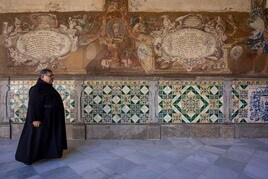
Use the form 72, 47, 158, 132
37, 78, 53, 87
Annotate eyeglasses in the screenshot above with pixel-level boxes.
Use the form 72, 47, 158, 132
45, 74, 54, 78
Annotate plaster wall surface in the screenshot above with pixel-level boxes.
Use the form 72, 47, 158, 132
0, 0, 104, 12
129, 0, 251, 12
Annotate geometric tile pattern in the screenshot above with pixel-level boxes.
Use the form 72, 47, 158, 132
231, 80, 268, 123
53, 81, 76, 123
9, 80, 36, 123
82, 80, 150, 123
158, 81, 223, 123
9, 80, 76, 123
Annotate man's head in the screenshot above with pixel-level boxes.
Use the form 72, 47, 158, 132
39, 69, 54, 84
112, 23, 120, 34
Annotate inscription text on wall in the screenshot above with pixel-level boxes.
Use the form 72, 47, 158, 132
16, 30, 72, 61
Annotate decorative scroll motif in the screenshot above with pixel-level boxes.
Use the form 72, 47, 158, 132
231, 80, 268, 123
226, 15, 238, 37
158, 80, 223, 123
152, 14, 229, 72
3, 14, 80, 71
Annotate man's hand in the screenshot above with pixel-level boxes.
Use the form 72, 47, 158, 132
32, 121, 41, 127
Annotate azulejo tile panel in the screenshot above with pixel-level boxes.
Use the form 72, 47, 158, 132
231, 81, 268, 123
158, 81, 223, 123
9, 80, 76, 123
82, 80, 150, 123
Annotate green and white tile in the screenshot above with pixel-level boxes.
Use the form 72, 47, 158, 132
82, 80, 150, 123
158, 81, 223, 123
9, 80, 76, 123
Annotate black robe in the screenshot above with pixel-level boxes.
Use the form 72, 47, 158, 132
15, 78, 67, 165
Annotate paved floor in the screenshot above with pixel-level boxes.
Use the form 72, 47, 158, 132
0, 138, 268, 179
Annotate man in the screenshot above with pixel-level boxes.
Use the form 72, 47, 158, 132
15, 69, 67, 165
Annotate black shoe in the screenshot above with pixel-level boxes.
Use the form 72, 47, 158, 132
23, 162, 32, 165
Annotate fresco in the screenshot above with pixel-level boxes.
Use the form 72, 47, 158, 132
151, 14, 229, 73
229, 1, 268, 74
0, 0, 267, 76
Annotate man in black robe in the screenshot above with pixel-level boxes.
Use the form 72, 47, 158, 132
15, 69, 67, 165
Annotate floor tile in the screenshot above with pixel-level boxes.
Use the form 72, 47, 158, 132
0, 138, 267, 178
103, 158, 137, 174
202, 165, 239, 179
80, 168, 110, 179
40, 166, 78, 178
68, 158, 101, 174
221, 150, 251, 163
214, 157, 246, 174
1, 165, 37, 178
32, 159, 65, 174
178, 157, 209, 174
188, 150, 219, 164
122, 166, 160, 179
243, 164, 268, 179
123, 151, 152, 164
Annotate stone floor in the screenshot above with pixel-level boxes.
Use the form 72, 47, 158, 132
0, 138, 268, 179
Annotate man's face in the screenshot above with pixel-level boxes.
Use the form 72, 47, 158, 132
112, 23, 120, 33
41, 73, 54, 84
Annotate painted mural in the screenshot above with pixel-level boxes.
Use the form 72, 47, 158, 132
151, 14, 228, 73
230, 1, 268, 74
0, 0, 267, 76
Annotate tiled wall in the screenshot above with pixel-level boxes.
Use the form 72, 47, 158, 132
7, 79, 268, 123
82, 80, 150, 123
231, 81, 268, 123
158, 81, 223, 123
9, 80, 77, 123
